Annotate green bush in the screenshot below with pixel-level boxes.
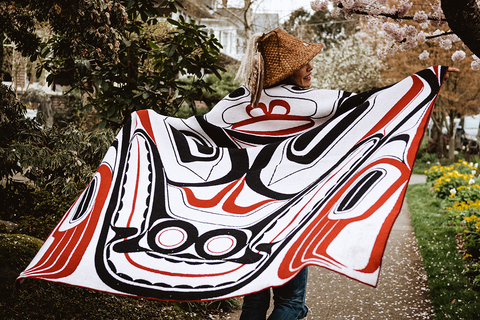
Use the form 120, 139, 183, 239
0, 233, 239, 319
449, 184, 480, 203
432, 170, 473, 198
424, 160, 480, 292
202, 71, 242, 107
0, 182, 73, 240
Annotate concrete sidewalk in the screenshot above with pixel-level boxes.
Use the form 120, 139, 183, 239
223, 174, 432, 319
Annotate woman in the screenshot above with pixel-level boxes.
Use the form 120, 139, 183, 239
235, 28, 322, 320
235, 28, 459, 320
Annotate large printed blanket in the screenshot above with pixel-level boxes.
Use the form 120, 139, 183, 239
19, 66, 447, 301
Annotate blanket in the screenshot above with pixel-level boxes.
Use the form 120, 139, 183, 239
18, 66, 447, 301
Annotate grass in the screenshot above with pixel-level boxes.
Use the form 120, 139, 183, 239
406, 184, 480, 319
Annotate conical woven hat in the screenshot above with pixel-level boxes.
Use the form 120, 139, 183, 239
259, 28, 324, 88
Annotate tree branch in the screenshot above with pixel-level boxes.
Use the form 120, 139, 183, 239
337, 4, 448, 22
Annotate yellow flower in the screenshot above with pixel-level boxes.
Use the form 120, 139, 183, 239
463, 253, 473, 260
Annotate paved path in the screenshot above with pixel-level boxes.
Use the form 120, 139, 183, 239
221, 174, 431, 320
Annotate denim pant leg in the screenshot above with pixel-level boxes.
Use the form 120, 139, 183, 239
268, 267, 308, 320
239, 287, 271, 320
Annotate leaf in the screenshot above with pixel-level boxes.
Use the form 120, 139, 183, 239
167, 18, 180, 26
149, 41, 160, 50
36, 66, 44, 80
165, 44, 177, 57
107, 107, 117, 118
97, 120, 107, 130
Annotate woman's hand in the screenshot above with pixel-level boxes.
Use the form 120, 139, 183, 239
445, 67, 460, 80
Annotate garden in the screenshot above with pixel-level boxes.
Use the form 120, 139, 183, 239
405, 156, 480, 319
2, 0, 480, 319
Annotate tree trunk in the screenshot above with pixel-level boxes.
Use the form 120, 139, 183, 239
449, 134, 456, 161
0, 34, 4, 80
442, 0, 480, 58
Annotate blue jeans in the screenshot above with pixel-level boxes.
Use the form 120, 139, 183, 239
239, 268, 309, 320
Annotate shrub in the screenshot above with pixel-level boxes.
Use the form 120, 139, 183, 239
432, 170, 473, 198
426, 160, 478, 199
425, 159, 478, 183
426, 160, 480, 290
449, 184, 480, 203
0, 234, 223, 320
444, 197, 480, 290
425, 164, 454, 182
202, 71, 242, 107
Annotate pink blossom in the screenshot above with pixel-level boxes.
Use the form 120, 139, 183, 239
471, 60, 480, 71
367, 8, 381, 15
413, 11, 428, 24
416, 31, 427, 43
420, 22, 429, 29
386, 44, 399, 55
400, 37, 417, 51
452, 50, 466, 62
355, 0, 370, 7
430, 30, 444, 43
342, 0, 355, 9
419, 50, 429, 60
404, 25, 417, 37
448, 34, 461, 43
440, 39, 453, 50
398, 1, 412, 18
431, 3, 441, 12
382, 22, 404, 42
429, 19, 441, 28
311, 0, 329, 11
332, 8, 341, 18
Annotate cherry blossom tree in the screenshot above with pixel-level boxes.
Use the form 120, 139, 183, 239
310, 0, 480, 70
310, 33, 384, 92
380, 38, 480, 159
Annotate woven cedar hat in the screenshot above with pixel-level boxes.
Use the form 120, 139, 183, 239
235, 28, 323, 107
260, 28, 324, 88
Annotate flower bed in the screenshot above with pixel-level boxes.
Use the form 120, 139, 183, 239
426, 160, 480, 289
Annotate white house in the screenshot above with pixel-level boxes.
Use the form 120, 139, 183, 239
175, 0, 279, 61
